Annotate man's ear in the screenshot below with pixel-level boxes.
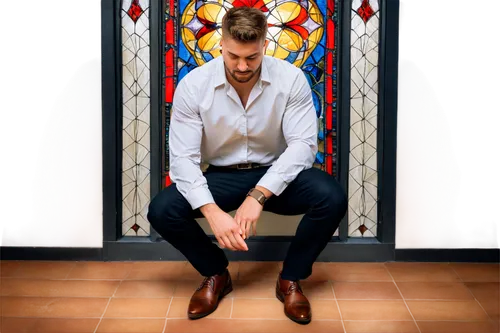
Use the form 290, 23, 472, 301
263, 39, 269, 53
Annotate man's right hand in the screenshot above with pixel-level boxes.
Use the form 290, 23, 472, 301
200, 204, 248, 251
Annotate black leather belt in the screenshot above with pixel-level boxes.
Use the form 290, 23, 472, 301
210, 163, 267, 170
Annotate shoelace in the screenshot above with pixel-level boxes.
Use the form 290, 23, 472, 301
197, 277, 215, 291
286, 282, 303, 294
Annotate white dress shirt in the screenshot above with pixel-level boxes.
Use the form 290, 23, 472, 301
169, 55, 318, 209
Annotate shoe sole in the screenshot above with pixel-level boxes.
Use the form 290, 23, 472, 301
188, 283, 233, 320
275, 289, 311, 325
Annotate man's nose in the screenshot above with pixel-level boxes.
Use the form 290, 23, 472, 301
237, 60, 248, 71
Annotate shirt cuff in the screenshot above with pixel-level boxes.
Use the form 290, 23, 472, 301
187, 186, 215, 210
257, 172, 288, 196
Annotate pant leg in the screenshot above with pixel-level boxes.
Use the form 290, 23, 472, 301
147, 167, 267, 277
264, 167, 348, 281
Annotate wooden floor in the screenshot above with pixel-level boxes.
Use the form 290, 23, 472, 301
1, 261, 498, 332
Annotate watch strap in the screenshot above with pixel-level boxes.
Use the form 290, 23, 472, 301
247, 188, 267, 205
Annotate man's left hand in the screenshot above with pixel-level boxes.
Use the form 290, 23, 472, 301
235, 196, 263, 239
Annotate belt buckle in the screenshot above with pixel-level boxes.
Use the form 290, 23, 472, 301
237, 163, 253, 170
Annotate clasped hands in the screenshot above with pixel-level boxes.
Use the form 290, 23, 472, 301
203, 196, 263, 251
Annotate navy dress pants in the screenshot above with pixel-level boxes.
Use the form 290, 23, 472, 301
147, 166, 347, 281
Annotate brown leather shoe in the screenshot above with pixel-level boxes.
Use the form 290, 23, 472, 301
276, 273, 311, 324
187, 269, 232, 319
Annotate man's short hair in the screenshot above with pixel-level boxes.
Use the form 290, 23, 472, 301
221, 7, 268, 43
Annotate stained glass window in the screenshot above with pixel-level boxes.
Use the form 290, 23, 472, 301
164, 0, 339, 180
118, 0, 382, 239
121, 0, 151, 236
348, 0, 379, 237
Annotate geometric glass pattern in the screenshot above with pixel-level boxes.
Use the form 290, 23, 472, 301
348, 0, 379, 237
164, 0, 340, 181
121, 0, 151, 236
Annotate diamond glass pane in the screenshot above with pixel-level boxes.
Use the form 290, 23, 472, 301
164, 0, 339, 179
122, 0, 151, 236
348, 0, 378, 237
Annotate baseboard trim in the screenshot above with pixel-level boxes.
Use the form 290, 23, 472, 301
395, 248, 499, 263
2, 245, 497, 263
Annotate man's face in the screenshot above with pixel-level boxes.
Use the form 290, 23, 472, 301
221, 37, 267, 83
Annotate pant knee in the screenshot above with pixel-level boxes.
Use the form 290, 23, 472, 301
147, 187, 190, 228
146, 197, 168, 228
316, 181, 348, 220
330, 190, 348, 217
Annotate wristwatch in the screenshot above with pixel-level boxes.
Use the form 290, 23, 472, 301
247, 188, 267, 206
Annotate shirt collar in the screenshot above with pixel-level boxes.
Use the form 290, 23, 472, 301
260, 56, 271, 85
214, 57, 226, 88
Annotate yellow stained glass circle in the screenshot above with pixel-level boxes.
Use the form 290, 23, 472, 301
180, 0, 324, 67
